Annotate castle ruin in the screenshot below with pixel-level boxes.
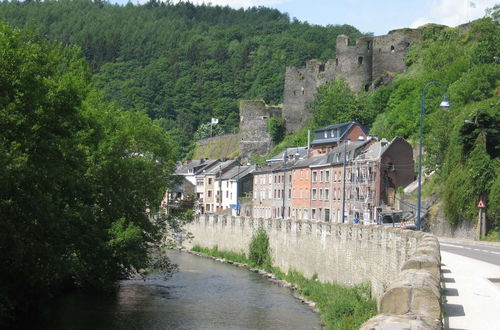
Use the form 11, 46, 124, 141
239, 28, 423, 158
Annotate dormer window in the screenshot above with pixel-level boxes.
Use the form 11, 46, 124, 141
324, 131, 327, 138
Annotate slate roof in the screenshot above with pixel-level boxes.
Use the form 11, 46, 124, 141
220, 165, 256, 180
204, 160, 236, 175
311, 121, 367, 146
175, 159, 218, 175
266, 147, 309, 163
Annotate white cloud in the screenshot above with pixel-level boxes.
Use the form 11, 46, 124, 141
168, 0, 290, 9
411, 0, 498, 28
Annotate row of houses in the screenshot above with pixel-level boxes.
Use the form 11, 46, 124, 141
164, 122, 415, 223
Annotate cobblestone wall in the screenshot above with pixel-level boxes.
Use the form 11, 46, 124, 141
185, 215, 422, 297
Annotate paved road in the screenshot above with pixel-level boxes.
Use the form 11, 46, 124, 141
440, 241, 500, 266
439, 238, 500, 330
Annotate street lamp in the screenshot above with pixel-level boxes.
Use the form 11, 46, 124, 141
416, 81, 450, 231
341, 139, 348, 223
282, 149, 288, 219
236, 160, 241, 216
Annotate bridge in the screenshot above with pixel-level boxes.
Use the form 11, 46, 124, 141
185, 215, 442, 329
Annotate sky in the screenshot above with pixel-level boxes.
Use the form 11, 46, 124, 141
115, 0, 498, 35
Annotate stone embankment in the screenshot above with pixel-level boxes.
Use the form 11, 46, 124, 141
186, 215, 442, 329
361, 233, 442, 329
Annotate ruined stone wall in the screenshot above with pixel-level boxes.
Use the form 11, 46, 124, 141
372, 28, 422, 86
282, 63, 320, 133
334, 35, 373, 91
185, 215, 422, 298
239, 100, 281, 160
281, 29, 422, 134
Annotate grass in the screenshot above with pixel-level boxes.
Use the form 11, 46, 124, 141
481, 228, 500, 242
190, 245, 377, 329
192, 134, 239, 159
192, 245, 251, 265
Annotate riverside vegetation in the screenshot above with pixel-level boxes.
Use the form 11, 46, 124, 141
192, 227, 377, 329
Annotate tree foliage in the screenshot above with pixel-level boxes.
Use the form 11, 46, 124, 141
0, 0, 363, 156
0, 21, 177, 325
267, 117, 286, 144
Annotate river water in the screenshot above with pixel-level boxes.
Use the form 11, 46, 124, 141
43, 250, 321, 329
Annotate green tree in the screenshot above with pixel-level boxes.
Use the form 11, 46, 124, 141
0, 21, 178, 325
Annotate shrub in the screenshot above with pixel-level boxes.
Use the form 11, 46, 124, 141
248, 227, 271, 269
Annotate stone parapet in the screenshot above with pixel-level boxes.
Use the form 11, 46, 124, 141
185, 215, 441, 329
362, 233, 442, 329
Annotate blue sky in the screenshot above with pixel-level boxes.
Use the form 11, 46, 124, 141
114, 0, 498, 35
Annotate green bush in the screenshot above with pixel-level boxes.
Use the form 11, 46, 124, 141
248, 227, 272, 270
267, 117, 286, 144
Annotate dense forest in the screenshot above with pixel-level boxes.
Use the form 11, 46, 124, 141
0, 0, 363, 154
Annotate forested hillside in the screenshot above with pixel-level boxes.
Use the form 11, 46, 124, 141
274, 9, 499, 233
0, 0, 362, 153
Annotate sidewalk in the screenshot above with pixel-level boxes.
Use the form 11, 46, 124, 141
441, 251, 500, 329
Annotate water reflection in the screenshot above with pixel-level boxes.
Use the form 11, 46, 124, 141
45, 250, 320, 329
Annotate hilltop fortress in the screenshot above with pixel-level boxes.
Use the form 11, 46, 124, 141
239, 28, 422, 159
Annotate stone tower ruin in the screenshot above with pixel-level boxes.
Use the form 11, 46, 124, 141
239, 28, 422, 159
283, 28, 422, 133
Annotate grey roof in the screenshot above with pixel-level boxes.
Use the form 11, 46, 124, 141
311, 121, 367, 146
204, 160, 236, 175
266, 147, 309, 163
175, 159, 218, 175
325, 140, 370, 165
292, 153, 329, 169
220, 165, 256, 180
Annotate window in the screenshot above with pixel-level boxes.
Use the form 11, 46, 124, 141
325, 209, 330, 222
325, 189, 329, 200
288, 189, 291, 199
320, 171, 324, 182
208, 190, 212, 197
325, 170, 330, 182
304, 209, 309, 220
324, 131, 327, 138
312, 171, 317, 183
312, 189, 317, 200
197, 179, 203, 186
358, 56, 363, 65
312, 208, 316, 220
208, 178, 213, 184
319, 189, 323, 200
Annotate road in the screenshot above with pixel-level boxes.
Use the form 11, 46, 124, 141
439, 238, 500, 330
440, 240, 500, 266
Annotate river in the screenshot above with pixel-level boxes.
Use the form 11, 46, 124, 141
42, 250, 321, 329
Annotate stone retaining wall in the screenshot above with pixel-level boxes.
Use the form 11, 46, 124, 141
185, 215, 442, 329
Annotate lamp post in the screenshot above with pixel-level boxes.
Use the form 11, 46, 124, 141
236, 161, 241, 216
341, 139, 348, 223
416, 81, 450, 231
282, 149, 288, 219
